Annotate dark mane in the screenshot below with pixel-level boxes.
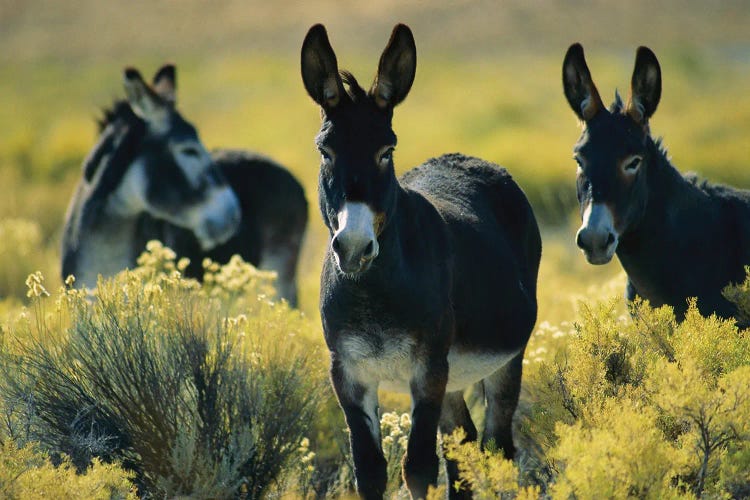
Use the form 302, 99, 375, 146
83, 100, 145, 185
609, 90, 625, 113
652, 136, 670, 160
340, 70, 369, 102
97, 100, 138, 132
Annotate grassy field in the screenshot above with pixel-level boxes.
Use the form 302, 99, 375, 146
1, 1, 750, 497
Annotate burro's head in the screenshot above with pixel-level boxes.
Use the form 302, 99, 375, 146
115, 65, 241, 250
562, 43, 662, 264
301, 24, 416, 276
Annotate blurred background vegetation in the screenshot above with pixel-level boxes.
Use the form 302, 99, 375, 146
1, 0, 749, 318
1, 1, 750, 496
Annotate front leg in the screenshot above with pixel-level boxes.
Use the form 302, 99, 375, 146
404, 353, 449, 499
330, 355, 386, 499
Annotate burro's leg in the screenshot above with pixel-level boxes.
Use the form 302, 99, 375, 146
330, 356, 386, 499
404, 353, 448, 499
481, 351, 524, 459
259, 246, 299, 307
439, 391, 477, 499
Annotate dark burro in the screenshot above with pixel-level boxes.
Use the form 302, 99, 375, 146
563, 43, 750, 324
61, 65, 307, 306
302, 24, 541, 499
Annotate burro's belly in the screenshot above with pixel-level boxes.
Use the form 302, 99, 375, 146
338, 332, 519, 393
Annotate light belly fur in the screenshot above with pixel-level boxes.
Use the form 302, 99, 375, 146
339, 333, 518, 393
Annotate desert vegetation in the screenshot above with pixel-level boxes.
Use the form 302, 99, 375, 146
2, 247, 749, 498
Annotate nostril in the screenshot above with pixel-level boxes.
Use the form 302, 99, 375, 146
575, 230, 585, 249
363, 240, 374, 258
331, 236, 341, 254
606, 232, 615, 246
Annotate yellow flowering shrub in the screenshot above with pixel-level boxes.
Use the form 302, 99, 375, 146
380, 411, 412, 495
522, 296, 750, 498
0, 243, 328, 499
550, 402, 686, 499
2, 246, 750, 498
442, 428, 520, 498
0, 441, 134, 499
722, 266, 750, 325
445, 282, 750, 499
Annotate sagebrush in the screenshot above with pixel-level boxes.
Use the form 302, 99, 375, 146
1, 242, 327, 498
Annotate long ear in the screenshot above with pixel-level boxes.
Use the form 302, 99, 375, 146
626, 46, 661, 125
562, 43, 604, 121
370, 24, 416, 109
152, 64, 176, 104
123, 68, 167, 125
301, 24, 346, 110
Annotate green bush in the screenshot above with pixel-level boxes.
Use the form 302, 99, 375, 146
1, 242, 326, 498
0, 440, 134, 500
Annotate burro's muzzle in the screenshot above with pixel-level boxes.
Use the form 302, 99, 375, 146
331, 202, 379, 275
192, 185, 242, 250
576, 202, 618, 265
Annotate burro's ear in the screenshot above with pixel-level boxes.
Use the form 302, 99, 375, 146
370, 24, 416, 109
301, 24, 346, 110
123, 67, 168, 126
152, 63, 177, 104
562, 43, 604, 121
626, 46, 661, 125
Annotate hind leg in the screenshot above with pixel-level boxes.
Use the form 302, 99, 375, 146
481, 351, 524, 459
258, 246, 299, 307
439, 391, 477, 499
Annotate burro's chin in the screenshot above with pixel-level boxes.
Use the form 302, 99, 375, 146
194, 186, 241, 250
333, 252, 374, 279
582, 243, 617, 265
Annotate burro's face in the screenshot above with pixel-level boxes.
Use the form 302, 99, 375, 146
141, 114, 241, 251
574, 112, 649, 264
317, 105, 395, 276
118, 66, 241, 250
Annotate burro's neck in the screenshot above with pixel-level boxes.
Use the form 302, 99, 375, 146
64, 186, 143, 290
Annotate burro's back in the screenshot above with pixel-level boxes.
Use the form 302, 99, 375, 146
401, 153, 541, 352
301, 22, 540, 499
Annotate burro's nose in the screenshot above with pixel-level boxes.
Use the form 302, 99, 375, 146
331, 202, 379, 275
576, 202, 618, 265
195, 185, 241, 250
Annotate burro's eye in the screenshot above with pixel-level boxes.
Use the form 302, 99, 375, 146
180, 146, 201, 158
623, 155, 642, 173
377, 146, 395, 168
578, 174, 591, 193
319, 147, 334, 164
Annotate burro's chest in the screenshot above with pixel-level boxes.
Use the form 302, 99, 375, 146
337, 326, 417, 393
333, 324, 519, 394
